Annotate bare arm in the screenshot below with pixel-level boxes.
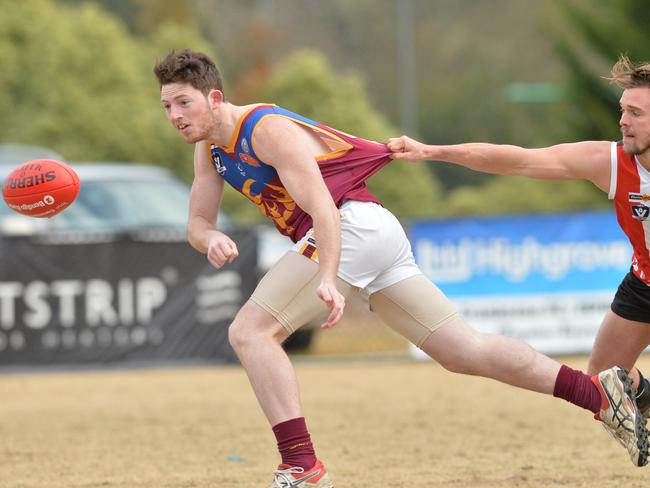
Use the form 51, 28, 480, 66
387, 136, 613, 193
188, 141, 239, 268
253, 117, 344, 328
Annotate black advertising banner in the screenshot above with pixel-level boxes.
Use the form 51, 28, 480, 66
0, 229, 257, 366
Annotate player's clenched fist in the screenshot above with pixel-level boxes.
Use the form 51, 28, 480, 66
387, 135, 429, 162
206, 231, 239, 268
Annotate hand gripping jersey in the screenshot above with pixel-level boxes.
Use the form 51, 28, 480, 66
610, 141, 650, 285
208, 104, 391, 242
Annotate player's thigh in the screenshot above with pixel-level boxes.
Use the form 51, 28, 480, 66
588, 310, 650, 374
251, 250, 354, 334
368, 273, 458, 347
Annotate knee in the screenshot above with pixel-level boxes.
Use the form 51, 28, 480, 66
435, 350, 480, 375
228, 319, 272, 352
423, 332, 485, 376
227, 307, 288, 353
228, 319, 253, 353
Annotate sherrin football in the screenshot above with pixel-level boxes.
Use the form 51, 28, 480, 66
2, 159, 80, 218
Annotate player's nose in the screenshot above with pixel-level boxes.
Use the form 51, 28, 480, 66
619, 111, 630, 127
168, 105, 183, 122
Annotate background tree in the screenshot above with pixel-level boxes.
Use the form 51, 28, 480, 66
438, 0, 650, 220
0, 0, 213, 176
444, 176, 609, 217
5, 0, 631, 222
545, 0, 650, 141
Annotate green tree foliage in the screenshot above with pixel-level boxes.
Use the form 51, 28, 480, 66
545, 0, 650, 140
7, 0, 622, 223
444, 175, 609, 217
434, 0, 650, 221
1, 0, 445, 222
0, 0, 213, 179
61, 0, 196, 34
192, 0, 606, 217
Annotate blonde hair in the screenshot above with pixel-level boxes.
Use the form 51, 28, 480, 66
609, 55, 650, 89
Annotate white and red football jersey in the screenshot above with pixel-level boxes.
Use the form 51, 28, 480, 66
610, 141, 650, 285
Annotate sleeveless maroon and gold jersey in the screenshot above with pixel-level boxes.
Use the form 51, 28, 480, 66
208, 104, 391, 242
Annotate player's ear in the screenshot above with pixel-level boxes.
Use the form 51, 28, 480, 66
207, 89, 224, 108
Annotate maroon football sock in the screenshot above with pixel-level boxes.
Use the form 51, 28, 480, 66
553, 364, 601, 413
272, 417, 317, 470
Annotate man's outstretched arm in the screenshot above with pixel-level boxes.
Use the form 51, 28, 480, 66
387, 135, 612, 193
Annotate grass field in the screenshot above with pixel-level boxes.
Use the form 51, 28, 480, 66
2, 352, 650, 488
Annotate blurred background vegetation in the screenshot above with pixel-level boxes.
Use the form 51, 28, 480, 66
2, 0, 649, 222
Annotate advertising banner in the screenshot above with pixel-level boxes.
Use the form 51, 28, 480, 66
410, 211, 631, 355
0, 229, 257, 366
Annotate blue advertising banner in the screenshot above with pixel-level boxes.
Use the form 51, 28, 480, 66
410, 211, 632, 354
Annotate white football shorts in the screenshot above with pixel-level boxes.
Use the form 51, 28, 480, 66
293, 200, 421, 294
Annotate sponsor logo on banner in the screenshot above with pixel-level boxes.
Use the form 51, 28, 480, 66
195, 271, 242, 324
0, 230, 256, 365
415, 236, 630, 284
0, 272, 174, 352
410, 211, 632, 355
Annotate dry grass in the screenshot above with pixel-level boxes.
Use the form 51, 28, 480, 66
1, 353, 650, 488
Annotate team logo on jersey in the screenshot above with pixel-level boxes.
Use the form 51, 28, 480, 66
631, 204, 650, 221
241, 138, 250, 153
240, 152, 260, 167
628, 192, 650, 202
210, 146, 226, 175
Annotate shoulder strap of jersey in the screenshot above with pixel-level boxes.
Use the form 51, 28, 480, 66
233, 105, 356, 165
239, 105, 321, 145
609, 141, 621, 200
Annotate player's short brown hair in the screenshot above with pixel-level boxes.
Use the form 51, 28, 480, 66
153, 49, 223, 96
609, 55, 650, 89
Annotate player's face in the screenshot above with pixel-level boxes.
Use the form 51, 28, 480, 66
619, 87, 650, 157
160, 83, 218, 144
